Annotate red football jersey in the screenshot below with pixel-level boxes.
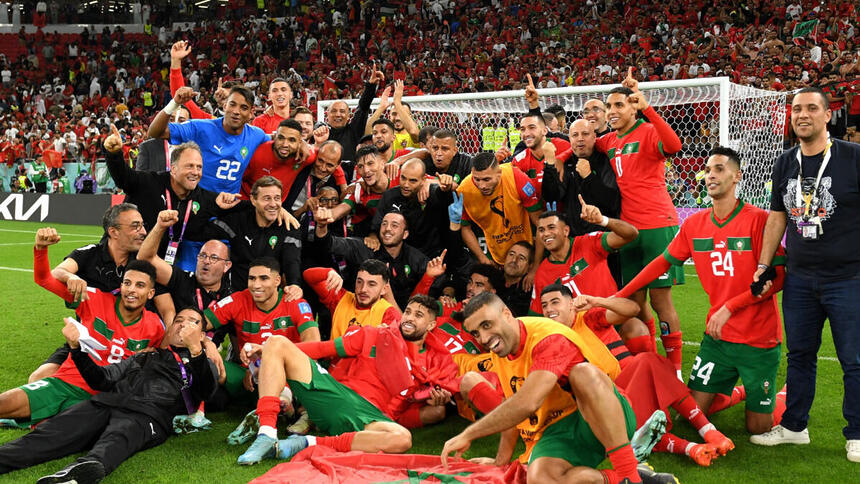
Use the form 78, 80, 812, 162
241, 143, 346, 200
343, 176, 400, 225
530, 233, 617, 314
54, 289, 166, 394
595, 120, 678, 229
205, 289, 317, 363
252, 112, 287, 134
431, 301, 485, 355
664, 201, 784, 348
511, 137, 570, 197
326, 326, 400, 417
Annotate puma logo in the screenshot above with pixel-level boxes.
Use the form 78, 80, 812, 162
245, 236, 253, 245
213, 144, 222, 153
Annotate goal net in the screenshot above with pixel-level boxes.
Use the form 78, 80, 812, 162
318, 78, 787, 219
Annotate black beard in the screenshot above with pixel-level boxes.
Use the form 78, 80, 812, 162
400, 327, 426, 342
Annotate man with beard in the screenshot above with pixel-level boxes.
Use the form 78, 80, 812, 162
583, 98, 612, 137
284, 141, 347, 247
452, 153, 542, 269
292, 107, 316, 143
326, 145, 400, 238
510, 112, 571, 197
497, 241, 534, 317
313, 208, 446, 309
0, 307, 215, 483
367, 80, 421, 151
0, 229, 165, 428
371, 119, 420, 164
372, 159, 452, 258
240, 120, 345, 201
253, 78, 293, 134
204, 258, 319, 398
543, 118, 621, 237
191, 177, 302, 292
303, 259, 401, 340
325, 65, 385, 180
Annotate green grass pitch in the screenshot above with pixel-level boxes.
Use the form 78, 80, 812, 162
0, 220, 852, 482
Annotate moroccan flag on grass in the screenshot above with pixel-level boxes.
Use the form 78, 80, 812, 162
251, 446, 527, 483
792, 20, 818, 46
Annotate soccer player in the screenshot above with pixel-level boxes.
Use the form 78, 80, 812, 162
204, 257, 319, 397
452, 152, 542, 268
0, 229, 165, 427
0, 307, 216, 483
241, 119, 313, 200
530, 202, 637, 317
253, 78, 293, 134
303, 259, 401, 340
595, 68, 684, 373
371, 118, 419, 164
511, 112, 571, 194
367, 80, 421, 150
540, 285, 735, 467
325, 145, 400, 238
441, 293, 677, 484
616, 147, 787, 436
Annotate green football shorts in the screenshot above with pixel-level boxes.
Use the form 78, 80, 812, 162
620, 226, 685, 288
18, 377, 92, 426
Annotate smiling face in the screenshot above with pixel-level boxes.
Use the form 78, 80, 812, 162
326, 101, 350, 129
293, 112, 314, 141
540, 290, 575, 327
268, 80, 292, 110
790, 92, 832, 144
273, 125, 302, 160
355, 152, 384, 187
312, 144, 342, 179
605, 93, 637, 133
223, 92, 254, 132
463, 300, 518, 357
372, 122, 395, 154
119, 269, 155, 312
399, 301, 436, 342
379, 212, 408, 248
703, 154, 741, 200
537, 215, 570, 253
170, 149, 203, 192
519, 114, 547, 150
111, 209, 147, 252
251, 185, 283, 225
247, 265, 280, 305
582, 99, 607, 130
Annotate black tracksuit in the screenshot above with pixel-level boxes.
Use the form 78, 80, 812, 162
0, 346, 216, 476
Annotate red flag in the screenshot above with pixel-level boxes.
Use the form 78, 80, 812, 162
251, 446, 528, 484
43, 149, 63, 168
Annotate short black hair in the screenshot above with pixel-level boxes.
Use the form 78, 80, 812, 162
462, 291, 504, 321
470, 263, 505, 292
355, 145, 382, 164
125, 259, 157, 286
407, 294, 437, 314
359, 134, 374, 144
607, 86, 634, 98
520, 112, 545, 126
541, 112, 556, 125
269, 77, 290, 89
418, 126, 439, 144
538, 210, 567, 223
358, 259, 390, 283
249, 257, 280, 274
472, 152, 498, 171
540, 283, 573, 298
229, 85, 255, 106
794, 86, 830, 110
176, 306, 206, 326
102, 203, 139, 233
277, 118, 303, 133
546, 104, 566, 121
250, 175, 283, 198
510, 241, 535, 265
709, 146, 741, 168
432, 128, 457, 141
372, 118, 396, 131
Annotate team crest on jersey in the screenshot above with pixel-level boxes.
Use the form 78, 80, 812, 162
241, 146, 249, 159
268, 236, 278, 249
404, 265, 411, 276
192, 201, 200, 214
453, 174, 461, 183
762, 380, 770, 395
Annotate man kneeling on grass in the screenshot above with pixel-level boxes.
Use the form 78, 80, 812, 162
0, 307, 217, 484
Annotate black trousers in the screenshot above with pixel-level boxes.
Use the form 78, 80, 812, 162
0, 400, 168, 475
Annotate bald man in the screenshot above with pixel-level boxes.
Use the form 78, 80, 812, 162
371, 159, 453, 258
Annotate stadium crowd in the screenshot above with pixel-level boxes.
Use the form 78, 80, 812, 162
0, 1, 857, 483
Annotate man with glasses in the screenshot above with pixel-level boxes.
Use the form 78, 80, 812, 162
582, 98, 611, 136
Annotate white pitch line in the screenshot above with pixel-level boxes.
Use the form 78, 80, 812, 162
0, 265, 31, 272
682, 340, 838, 362
0, 228, 99, 237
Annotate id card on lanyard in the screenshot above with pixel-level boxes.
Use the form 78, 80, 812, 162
795, 141, 832, 240
169, 348, 196, 415
164, 190, 194, 265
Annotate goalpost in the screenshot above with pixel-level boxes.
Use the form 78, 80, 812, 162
318, 77, 787, 217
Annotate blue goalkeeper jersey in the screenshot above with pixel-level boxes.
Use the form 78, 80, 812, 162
169, 118, 268, 194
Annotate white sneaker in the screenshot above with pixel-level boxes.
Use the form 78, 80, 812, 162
750, 425, 810, 446
847, 440, 860, 463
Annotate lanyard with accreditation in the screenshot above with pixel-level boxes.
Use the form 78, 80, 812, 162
794, 140, 832, 240
164, 189, 194, 265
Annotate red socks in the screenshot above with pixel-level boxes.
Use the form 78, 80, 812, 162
644, 318, 656, 338
606, 443, 639, 483
257, 396, 281, 429
653, 433, 691, 455
625, 334, 655, 354
661, 331, 683, 371
468, 381, 503, 415
707, 385, 746, 416
773, 385, 787, 426
673, 395, 711, 432
317, 432, 356, 452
